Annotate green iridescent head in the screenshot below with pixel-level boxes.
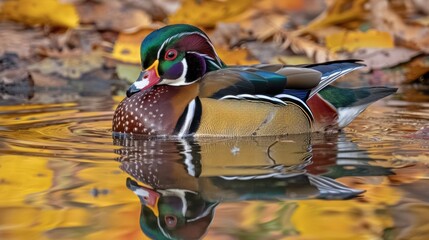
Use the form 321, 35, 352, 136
127, 24, 225, 97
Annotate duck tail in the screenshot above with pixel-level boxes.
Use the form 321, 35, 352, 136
317, 86, 397, 128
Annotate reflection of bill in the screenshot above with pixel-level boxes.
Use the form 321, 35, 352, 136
114, 135, 365, 239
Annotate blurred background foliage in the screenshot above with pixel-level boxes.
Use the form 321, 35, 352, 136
1, 0, 429, 103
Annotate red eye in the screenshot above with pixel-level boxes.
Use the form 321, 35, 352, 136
164, 215, 178, 228
164, 49, 178, 61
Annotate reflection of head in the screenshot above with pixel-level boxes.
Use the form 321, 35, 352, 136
127, 178, 217, 240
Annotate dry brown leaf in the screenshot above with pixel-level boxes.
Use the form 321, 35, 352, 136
370, 0, 429, 53
412, 0, 429, 15
28, 52, 104, 79
169, 0, 254, 27
279, 32, 338, 62
0, 23, 50, 58
121, 0, 181, 21
241, 13, 289, 41
210, 12, 288, 49
0, 0, 79, 28
326, 30, 394, 52
30, 71, 68, 88
76, 1, 152, 33
347, 47, 420, 70
296, 0, 367, 35
400, 55, 429, 83
414, 16, 429, 27
210, 23, 245, 48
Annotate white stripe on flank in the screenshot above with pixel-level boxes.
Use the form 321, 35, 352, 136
220, 94, 287, 105
178, 99, 196, 137
275, 93, 314, 120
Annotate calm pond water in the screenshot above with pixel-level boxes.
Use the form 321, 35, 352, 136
0, 83, 428, 240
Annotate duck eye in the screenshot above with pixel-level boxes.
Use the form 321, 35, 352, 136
164, 215, 178, 229
164, 49, 178, 61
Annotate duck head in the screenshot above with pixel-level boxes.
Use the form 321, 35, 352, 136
127, 178, 217, 240
127, 24, 226, 97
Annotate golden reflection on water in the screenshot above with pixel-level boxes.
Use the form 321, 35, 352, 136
0, 86, 428, 240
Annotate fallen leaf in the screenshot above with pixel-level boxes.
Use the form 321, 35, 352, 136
0, 0, 79, 28
28, 52, 104, 79
169, 0, 253, 27
346, 47, 420, 69
280, 31, 338, 63
296, 0, 367, 34
326, 30, 394, 52
241, 12, 289, 41
30, 71, 67, 88
76, 1, 152, 33
414, 16, 429, 26
0, 23, 51, 58
111, 30, 153, 64
255, 0, 306, 12
411, 0, 429, 15
122, 0, 181, 21
210, 23, 245, 48
401, 56, 429, 83
370, 0, 429, 53
215, 47, 259, 66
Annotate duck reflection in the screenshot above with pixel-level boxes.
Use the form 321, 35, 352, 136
113, 134, 365, 240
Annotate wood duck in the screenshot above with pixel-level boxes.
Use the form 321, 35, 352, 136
112, 24, 397, 137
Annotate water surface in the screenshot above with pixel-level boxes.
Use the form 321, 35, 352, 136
0, 84, 428, 240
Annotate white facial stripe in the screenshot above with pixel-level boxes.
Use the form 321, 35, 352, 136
188, 51, 221, 70
156, 31, 223, 67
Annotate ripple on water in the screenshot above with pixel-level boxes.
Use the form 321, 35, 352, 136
0, 100, 118, 162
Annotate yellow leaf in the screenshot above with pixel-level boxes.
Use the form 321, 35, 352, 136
0, 0, 79, 28
326, 30, 394, 52
370, 0, 429, 53
255, 0, 305, 12
111, 30, 153, 64
169, 0, 254, 27
297, 0, 367, 34
215, 47, 259, 66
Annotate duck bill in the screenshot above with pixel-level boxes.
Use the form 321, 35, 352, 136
126, 178, 160, 217
126, 60, 160, 97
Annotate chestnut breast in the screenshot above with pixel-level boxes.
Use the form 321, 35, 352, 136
113, 84, 199, 136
